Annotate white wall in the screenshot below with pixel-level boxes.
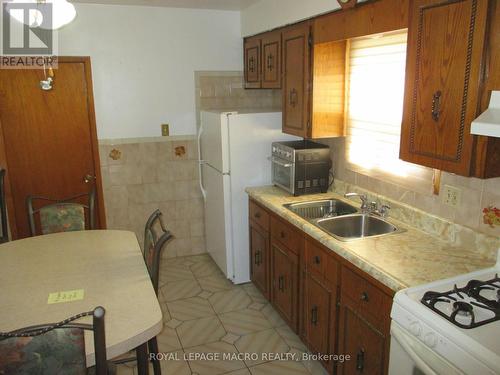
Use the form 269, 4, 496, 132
240, 0, 340, 36
58, 4, 242, 139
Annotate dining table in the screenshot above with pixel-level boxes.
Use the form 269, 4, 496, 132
0, 230, 163, 375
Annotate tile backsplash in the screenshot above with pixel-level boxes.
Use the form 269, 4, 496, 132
195, 71, 281, 128
98, 71, 281, 258
325, 137, 500, 241
99, 137, 204, 258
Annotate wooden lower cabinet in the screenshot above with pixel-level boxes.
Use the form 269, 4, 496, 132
337, 299, 388, 375
249, 222, 270, 299
271, 241, 299, 331
302, 271, 337, 372
248, 198, 393, 374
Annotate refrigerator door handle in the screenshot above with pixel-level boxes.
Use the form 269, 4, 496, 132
197, 126, 207, 200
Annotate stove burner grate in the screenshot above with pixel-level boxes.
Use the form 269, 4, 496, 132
421, 274, 500, 329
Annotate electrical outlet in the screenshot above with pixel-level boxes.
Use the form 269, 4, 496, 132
161, 124, 170, 136
442, 185, 461, 208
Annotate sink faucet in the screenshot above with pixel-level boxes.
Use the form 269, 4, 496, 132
345, 193, 391, 218
344, 193, 369, 213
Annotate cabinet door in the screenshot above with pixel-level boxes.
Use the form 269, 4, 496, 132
303, 272, 335, 358
261, 31, 281, 89
250, 223, 270, 299
282, 22, 311, 137
400, 0, 488, 175
337, 299, 388, 375
244, 37, 261, 89
271, 242, 299, 330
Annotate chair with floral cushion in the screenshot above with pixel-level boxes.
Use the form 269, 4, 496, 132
26, 188, 96, 236
114, 209, 173, 375
0, 306, 113, 375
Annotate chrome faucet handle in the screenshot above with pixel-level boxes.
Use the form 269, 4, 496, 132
379, 205, 391, 218
344, 193, 368, 210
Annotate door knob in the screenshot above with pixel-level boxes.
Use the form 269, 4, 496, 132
84, 174, 96, 183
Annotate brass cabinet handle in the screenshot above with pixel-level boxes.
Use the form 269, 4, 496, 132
311, 305, 318, 325
314, 255, 321, 265
356, 348, 365, 372
249, 56, 255, 73
267, 54, 273, 71
289, 88, 298, 108
278, 275, 284, 291
431, 90, 442, 122
254, 251, 261, 265
360, 291, 369, 302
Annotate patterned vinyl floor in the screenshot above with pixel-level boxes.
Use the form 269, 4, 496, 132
116, 254, 328, 375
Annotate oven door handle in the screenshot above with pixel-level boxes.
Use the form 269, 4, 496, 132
268, 156, 293, 168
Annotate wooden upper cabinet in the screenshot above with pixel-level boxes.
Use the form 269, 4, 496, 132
261, 31, 281, 89
244, 36, 261, 88
400, 0, 489, 175
282, 21, 312, 138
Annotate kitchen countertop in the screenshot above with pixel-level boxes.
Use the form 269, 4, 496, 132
246, 186, 496, 292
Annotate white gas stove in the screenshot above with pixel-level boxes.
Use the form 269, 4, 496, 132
389, 251, 500, 375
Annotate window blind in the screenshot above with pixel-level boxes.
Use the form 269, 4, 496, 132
345, 30, 433, 194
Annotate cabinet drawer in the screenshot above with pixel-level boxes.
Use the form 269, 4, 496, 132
249, 200, 269, 231
305, 240, 327, 278
271, 216, 303, 255
341, 266, 392, 330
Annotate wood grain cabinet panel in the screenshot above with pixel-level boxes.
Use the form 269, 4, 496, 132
244, 36, 261, 89
249, 199, 269, 231
282, 21, 312, 138
271, 241, 299, 331
250, 223, 270, 299
261, 31, 281, 89
400, 0, 489, 175
337, 301, 387, 375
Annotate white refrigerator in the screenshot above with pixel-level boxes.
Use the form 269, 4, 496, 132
198, 111, 298, 284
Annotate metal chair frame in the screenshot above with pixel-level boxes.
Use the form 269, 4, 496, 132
26, 187, 96, 236
0, 306, 108, 375
114, 209, 173, 375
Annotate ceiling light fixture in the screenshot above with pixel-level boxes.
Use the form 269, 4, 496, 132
8, 0, 76, 30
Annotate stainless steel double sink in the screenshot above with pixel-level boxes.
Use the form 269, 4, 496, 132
283, 199, 404, 241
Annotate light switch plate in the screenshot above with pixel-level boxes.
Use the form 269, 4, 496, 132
161, 124, 170, 136
442, 185, 461, 208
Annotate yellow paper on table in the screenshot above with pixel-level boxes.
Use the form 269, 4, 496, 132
47, 289, 85, 304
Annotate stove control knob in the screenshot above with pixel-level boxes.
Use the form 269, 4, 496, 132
409, 321, 422, 337
424, 332, 437, 348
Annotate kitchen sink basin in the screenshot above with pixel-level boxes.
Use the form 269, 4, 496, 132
317, 214, 402, 241
283, 199, 358, 220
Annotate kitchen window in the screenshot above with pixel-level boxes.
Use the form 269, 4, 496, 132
345, 30, 433, 193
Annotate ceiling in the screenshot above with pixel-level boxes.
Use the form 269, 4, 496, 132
70, 0, 259, 10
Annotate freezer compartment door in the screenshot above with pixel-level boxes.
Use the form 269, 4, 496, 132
202, 163, 233, 279
200, 111, 230, 173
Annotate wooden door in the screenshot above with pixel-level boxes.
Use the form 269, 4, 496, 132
282, 21, 311, 137
261, 31, 281, 89
271, 242, 299, 330
337, 300, 387, 375
250, 223, 270, 299
0, 57, 105, 238
303, 272, 334, 357
400, 0, 488, 175
244, 37, 261, 89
